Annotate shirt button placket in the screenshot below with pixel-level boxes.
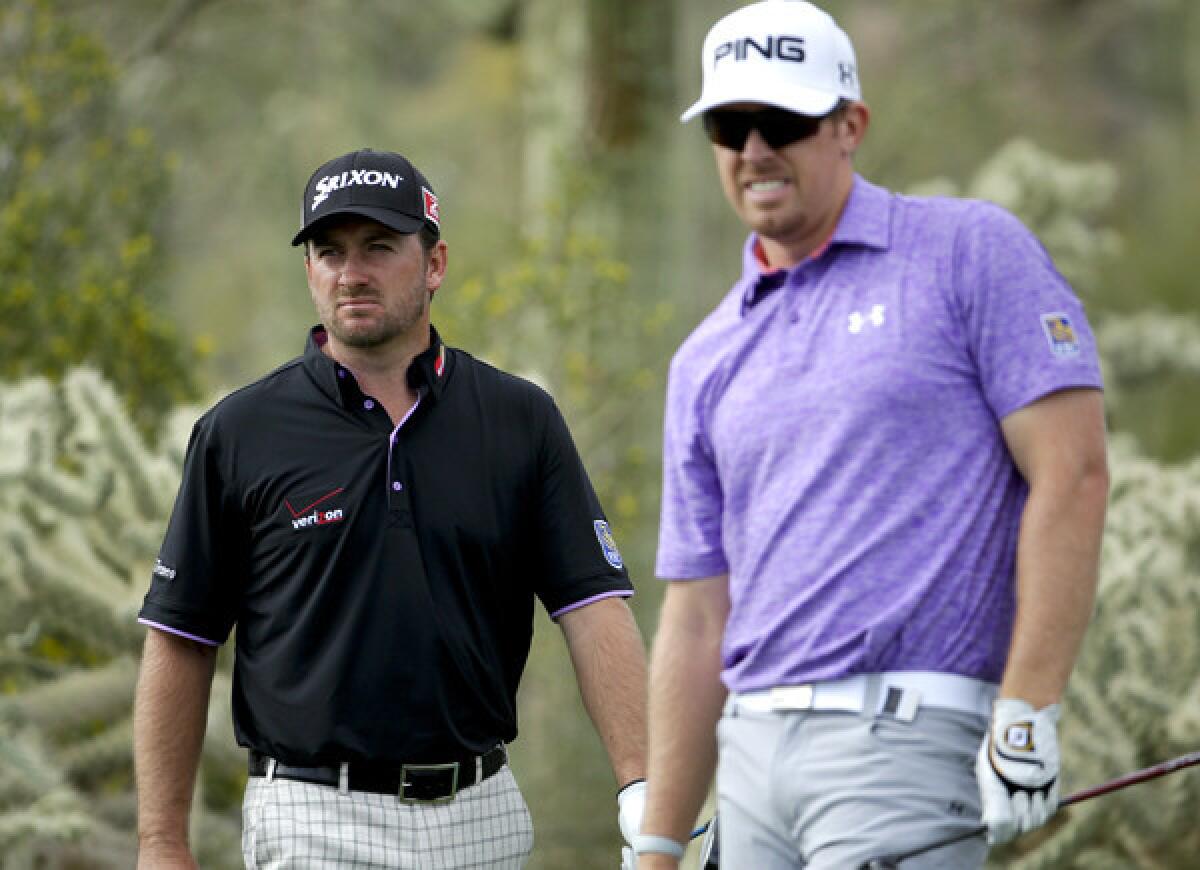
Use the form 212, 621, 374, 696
387, 433, 413, 526
789, 274, 809, 323
792, 256, 830, 322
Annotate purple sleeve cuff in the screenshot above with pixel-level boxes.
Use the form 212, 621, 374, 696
138, 618, 221, 647
549, 589, 633, 621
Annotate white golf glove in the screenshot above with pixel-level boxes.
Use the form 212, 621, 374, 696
617, 779, 646, 870
976, 699, 1061, 844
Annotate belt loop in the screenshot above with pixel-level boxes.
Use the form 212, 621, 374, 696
475, 753, 483, 783
980, 682, 997, 717
877, 680, 920, 722
338, 762, 350, 795
266, 758, 277, 783
861, 674, 882, 720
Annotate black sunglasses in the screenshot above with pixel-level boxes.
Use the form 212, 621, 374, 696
702, 105, 841, 150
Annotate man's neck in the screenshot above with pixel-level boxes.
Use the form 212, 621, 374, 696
758, 232, 828, 270
758, 175, 855, 269
323, 327, 429, 423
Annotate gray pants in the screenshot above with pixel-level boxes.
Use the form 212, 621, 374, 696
242, 764, 533, 869
716, 699, 989, 869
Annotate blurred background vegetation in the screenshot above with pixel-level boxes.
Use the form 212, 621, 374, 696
1, 0, 1198, 867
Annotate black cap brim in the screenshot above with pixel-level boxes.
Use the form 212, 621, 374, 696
291, 205, 428, 247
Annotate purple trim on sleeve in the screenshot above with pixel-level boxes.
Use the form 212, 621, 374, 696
138, 618, 221, 647
549, 589, 633, 621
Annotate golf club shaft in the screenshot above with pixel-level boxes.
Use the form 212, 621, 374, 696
1058, 749, 1200, 807
879, 749, 1200, 866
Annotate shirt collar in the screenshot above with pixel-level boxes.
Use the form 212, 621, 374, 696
828, 174, 892, 251
406, 325, 451, 401
302, 324, 452, 407
739, 174, 893, 314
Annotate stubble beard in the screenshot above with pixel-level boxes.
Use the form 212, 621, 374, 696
325, 283, 429, 349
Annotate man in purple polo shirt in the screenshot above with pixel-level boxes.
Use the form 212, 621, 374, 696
634, 3, 1109, 868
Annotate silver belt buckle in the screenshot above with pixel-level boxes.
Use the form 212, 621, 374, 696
399, 762, 459, 804
769, 684, 815, 711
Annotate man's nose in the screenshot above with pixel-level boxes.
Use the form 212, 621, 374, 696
338, 251, 370, 286
740, 127, 775, 158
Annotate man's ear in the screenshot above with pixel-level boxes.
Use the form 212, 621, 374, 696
426, 239, 449, 299
838, 100, 870, 156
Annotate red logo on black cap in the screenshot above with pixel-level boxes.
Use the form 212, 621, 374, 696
422, 187, 440, 227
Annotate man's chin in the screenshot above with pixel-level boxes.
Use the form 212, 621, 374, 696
748, 212, 792, 239
330, 325, 394, 349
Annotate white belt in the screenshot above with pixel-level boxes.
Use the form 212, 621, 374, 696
731, 671, 997, 722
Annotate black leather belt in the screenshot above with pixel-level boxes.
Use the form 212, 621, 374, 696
248, 745, 507, 803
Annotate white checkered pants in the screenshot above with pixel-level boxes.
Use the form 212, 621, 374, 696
241, 764, 533, 868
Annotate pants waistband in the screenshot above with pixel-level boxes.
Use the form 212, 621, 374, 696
247, 745, 507, 803
730, 671, 997, 721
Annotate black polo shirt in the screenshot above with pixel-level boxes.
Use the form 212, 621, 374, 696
138, 326, 632, 765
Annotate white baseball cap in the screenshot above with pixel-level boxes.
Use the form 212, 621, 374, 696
681, 0, 861, 123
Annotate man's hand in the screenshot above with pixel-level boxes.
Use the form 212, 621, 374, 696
618, 779, 647, 869
977, 699, 1061, 844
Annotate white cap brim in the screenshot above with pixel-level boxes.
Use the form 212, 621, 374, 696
680, 86, 842, 123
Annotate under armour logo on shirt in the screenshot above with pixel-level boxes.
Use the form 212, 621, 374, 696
848, 304, 886, 334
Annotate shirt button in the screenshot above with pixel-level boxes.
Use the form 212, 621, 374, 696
337, 368, 346, 379
364, 399, 375, 410
392, 481, 403, 492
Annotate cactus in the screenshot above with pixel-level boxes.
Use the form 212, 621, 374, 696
0, 370, 239, 869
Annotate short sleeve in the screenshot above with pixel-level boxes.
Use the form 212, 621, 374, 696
532, 399, 632, 616
655, 354, 728, 580
137, 412, 245, 644
954, 203, 1104, 419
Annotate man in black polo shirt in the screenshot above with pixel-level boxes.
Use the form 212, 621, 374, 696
133, 149, 649, 869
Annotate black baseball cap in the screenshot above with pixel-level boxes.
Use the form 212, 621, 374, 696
291, 148, 441, 246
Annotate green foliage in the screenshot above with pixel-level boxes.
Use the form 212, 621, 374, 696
0, 370, 238, 869
0, 0, 200, 428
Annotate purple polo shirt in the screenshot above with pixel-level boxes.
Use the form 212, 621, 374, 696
657, 176, 1103, 692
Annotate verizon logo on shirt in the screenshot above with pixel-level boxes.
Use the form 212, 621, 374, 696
291, 507, 345, 530
285, 487, 346, 532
